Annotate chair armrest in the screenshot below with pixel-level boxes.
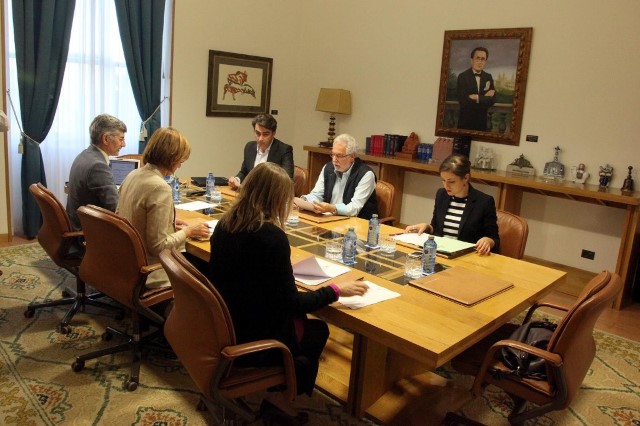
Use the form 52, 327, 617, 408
379, 216, 396, 225
221, 339, 297, 400
523, 301, 570, 323
222, 339, 290, 359
141, 262, 164, 274
471, 338, 563, 397
62, 230, 84, 239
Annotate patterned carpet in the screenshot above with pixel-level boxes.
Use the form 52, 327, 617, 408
1, 243, 639, 425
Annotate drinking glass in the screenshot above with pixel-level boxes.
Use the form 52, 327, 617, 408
287, 204, 300, 225
325, 239, 343, 262
379, 234, 397, 254
211, 188, 222, 204
404, 252, 423, 279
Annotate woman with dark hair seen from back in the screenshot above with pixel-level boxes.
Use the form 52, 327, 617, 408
405, 154, 500, 254
209, 162, 368, 422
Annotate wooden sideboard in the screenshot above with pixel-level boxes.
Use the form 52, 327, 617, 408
304, 145, 640, 309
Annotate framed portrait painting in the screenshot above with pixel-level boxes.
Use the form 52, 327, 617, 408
435, 28, 532, 145
206, 50, 273, 117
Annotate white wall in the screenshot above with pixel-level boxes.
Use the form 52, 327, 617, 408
148, 0, 640, 273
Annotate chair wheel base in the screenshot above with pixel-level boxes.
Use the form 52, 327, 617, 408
58, 324, 72, 334
72, 360, 85, 372
125, 379, 138, 391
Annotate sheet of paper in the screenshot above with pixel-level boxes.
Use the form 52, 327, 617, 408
175, 200, 216, 211
393, 232, 429, 247
338, 280, 400, 309
393, 233, 475, 255
190, 219, 218, 241
293, 256, 350, 286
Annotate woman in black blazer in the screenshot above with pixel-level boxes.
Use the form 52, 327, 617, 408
405, 154, 500, 254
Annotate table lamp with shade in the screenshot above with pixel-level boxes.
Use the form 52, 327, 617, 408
315, 88, 351, 147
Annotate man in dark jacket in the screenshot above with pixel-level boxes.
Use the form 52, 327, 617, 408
66, 114, 127, 230
228, 113, 294, 189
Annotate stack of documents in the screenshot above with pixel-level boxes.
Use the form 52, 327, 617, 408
392, 233, 476, 258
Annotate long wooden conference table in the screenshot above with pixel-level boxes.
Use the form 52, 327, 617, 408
178, 187, 565, 423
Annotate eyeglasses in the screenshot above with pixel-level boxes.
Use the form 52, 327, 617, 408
330, 153, 351, 159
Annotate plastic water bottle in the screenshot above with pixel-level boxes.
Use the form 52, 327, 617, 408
172, 176, 181, 203
206, 172, 214, 201
422, 235, 437, 275
342, 227, 357, 265
366, 214, 380, 248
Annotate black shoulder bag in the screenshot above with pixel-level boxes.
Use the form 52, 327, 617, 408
500, 320, 557, 380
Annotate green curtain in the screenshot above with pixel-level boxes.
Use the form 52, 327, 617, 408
13, 0, 76, 238
114, 0, 166, 153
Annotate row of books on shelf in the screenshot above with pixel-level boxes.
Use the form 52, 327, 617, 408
365, 134, 407, 156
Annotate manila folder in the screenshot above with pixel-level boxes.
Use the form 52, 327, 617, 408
409, 266, 513, 306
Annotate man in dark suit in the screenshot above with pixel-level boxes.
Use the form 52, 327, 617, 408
228, 114, 294, 189
456, 47, 496, 131
66, 114, 127, 230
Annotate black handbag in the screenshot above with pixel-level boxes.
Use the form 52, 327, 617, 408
500, 320, 557, 379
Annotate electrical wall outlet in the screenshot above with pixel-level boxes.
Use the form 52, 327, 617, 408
581, 249, 595, 260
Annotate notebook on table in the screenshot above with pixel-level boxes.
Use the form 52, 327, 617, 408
409, 266, 513, 306
392, 233, 476, 259
109, 158, 140, 187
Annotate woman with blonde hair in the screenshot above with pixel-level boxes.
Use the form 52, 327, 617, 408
117, 127, 210, 288
209, 162, 367, 421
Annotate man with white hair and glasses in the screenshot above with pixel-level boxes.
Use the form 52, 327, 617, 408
298, 133, 378, 219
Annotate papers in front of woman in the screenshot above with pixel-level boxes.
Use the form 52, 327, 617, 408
190, 219, 218, 241
392, 233, 476, 257
174, 200, 216, 211
292, 255, 350, 286
338, 280, 400, 309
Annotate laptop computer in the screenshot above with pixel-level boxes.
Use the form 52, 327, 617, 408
110, 158, 140, 187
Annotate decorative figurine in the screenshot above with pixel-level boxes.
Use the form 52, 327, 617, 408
396, 131, 420, 159
473, 146, 496, 171
598, 164, 613, 188
543, 146, 565, 181
570, 163, 590, 184
506, 154, 535, 177
622, 166, 634, 193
